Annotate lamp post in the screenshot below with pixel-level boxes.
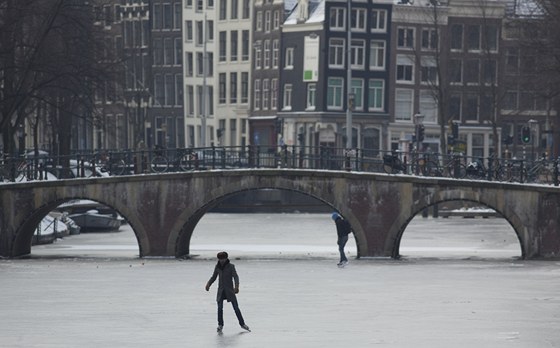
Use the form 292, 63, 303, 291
528, 119, 538, 162
413, 113, 424, 175
345, 0, 352, 150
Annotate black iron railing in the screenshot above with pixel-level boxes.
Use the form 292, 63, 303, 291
1, 146, 558, 186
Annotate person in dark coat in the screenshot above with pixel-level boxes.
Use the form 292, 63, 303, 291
205, 251, 250, 333
332, 213, 352, 266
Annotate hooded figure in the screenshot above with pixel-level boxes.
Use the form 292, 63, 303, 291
206, 251, 250, 332
332, 213, 352, 266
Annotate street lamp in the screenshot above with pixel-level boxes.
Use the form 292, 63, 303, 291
413, 113, 424, 175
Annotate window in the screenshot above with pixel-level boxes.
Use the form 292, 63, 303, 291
420, 56, 437, 85
449, 93, 461, 121
421, 28, 438, 50
254, 79, 261, 110
186, 21, 193, 42
155, 74, 164, 105
396, 55, 414, 83
450, 24, 463, 50
472, 134, 484, 158
231, 0, 238, 19
196, 52, 204, 75
327, 77, 344, 109
369, 40, 385, 70
219, 73, 226, 104
265, 11, 271, 32
164, 38, 173, 65
186, 85, 194, 115
285, 47, 294, 68
272, 40, 279, 68
371, 9, 386, 32
153, 38, 163, 65
351, 40, 365, 69
207, 20, 214, 41
273, 11, 280, 29
283, 84, 293, 110
219, 0, 226, 20
351, 8, 366, 32
242, 30, 249, 61
329, 38, 345, 68
254, 42, 262, 68
466, 25, 481, 51
208, 0, 214, 8
230, 72, 237, 104
395, 89, 413, 121
419, 90, 437, 123
230, 31, 238, 61
329, 8, 345, 30
262, 79, 269, 110
464, 59, 480, 85
241, 72, 249, 104
483, 59, 497, 85
173, 3, 182, 30
351, 79, 364, 111
504, 91, 518, 110
368, 79, 384, 111
505, 48, 519, 75
242, 0, 250, 19
153, 4, 162, 29
207, 52, 213, 76
449, 59, 462, 84
397, 28, 414, 49
464, 93, 479, 121
219, 31, 226, 61
307, 83, 316, 110
484, 25, 498, 51
196, 21, 204, 45
256, 11, 262, 31
174, 38, 182, 65
175, 74, 183, 106
186, 52, 193, 76
271, 79, 278, 109
163, 4, 172, 29
263, 40, 270, 68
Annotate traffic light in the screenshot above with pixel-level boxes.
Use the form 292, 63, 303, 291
521, 126, 531, 144
452, 123, 459, 139
418, 125, 425, 142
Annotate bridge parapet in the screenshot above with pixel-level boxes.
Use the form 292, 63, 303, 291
1, 169, 559, 259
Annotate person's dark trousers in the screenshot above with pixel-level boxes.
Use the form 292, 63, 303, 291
337, 234, 349, 263
217, 298, 246, 326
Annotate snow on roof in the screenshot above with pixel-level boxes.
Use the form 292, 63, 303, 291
284, 0, 299, 12
284, 0, 325, 25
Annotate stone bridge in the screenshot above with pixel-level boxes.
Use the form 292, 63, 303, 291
1, 169, 559, 259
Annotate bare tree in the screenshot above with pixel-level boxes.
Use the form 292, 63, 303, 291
0, 0, 118, 157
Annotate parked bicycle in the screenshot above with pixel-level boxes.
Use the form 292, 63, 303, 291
428, 153, 467, 178
383, 152, 407, 174
506, 156, 553, 184
465, 156, 507, 181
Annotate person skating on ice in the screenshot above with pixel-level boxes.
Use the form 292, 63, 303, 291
332, 213, 352, 266
205, 251, 250, 333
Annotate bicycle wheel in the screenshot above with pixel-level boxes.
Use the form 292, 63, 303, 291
179, 154, 195, 171
151, 155, 169, 173
422, 161, 441, 177
109, 159, 126, 175
16, 163, 39, 181
383, 158, 400, 174
494, 167, 508, 181
534, 167, 553, 184
446, 163, 466, 178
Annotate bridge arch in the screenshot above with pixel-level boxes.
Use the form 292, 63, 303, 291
171, 184, 367, 259
390, 193, 526, 259
11, 195, 144, 258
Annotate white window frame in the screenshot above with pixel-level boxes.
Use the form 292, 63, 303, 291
285, 47, 294, 69
396, 55, 414, 83
253, 79, 261, 110
368, 79, 384, 111
351, 39, 365, 70
283, 84, 293, 111
395, 88, 413, 121
351, 78, 364, 111
327, 77, 344, 110
329, 7, 345, 31
397, 27, 414, 49
351, 8, 367, 32
306, 83, 316, 110
370, 9, 387, 33
369, 40, 385, 70
329, 38, 345, 68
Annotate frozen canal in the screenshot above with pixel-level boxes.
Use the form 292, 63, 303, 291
1, 213, 559, 347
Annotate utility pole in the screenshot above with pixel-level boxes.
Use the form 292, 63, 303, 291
345, 0, 353, 150
201, 13, 208, 147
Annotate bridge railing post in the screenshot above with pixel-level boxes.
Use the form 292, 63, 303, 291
553, 158, 558, 186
